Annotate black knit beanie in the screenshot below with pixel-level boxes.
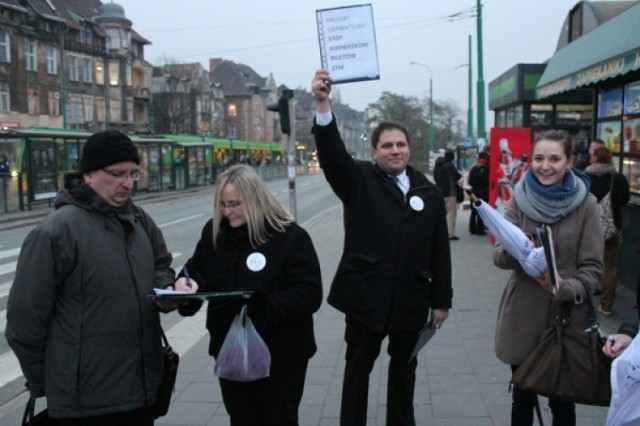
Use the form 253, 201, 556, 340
80, 130, 140, 174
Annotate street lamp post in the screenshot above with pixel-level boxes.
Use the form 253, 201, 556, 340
409, 62, 434, 154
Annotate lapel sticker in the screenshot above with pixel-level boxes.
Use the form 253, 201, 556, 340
246, 252, 267, 272
409, 196, 424, 211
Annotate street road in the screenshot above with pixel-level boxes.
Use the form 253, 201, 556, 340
0, 172, 339, 423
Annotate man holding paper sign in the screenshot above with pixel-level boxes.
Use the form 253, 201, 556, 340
312, 69, 452, 425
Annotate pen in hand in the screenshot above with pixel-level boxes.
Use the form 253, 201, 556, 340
182, 264, 192, 289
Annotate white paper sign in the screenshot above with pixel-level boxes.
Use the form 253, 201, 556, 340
316, 4, 380, 84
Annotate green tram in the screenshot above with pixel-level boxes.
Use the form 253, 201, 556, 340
0, 127, 284, 212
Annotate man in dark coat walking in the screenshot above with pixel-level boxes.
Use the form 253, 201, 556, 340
433, 150, 462, 240
468, 151, 490, 235
311, 69, 453, 426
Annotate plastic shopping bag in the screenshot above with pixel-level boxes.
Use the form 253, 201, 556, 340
214, 305, 271, 382
606, 333, 640, 425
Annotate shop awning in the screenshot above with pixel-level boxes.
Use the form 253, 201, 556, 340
537, 3, 640, 99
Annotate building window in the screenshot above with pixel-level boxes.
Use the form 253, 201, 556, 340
48, 90, 60, 116
82, 57, 92, 83
25, 40, 37, 71
83, 94, 94, 122
95, 59, 105, 85
109, 60, 119, 86
27, 88, 39, 115
46, 46, 57, 75
68, 55, 79, 81
105, 27, 120, 50
0, 31, 9, 62
80, 28, 93, 45
0, 81, 10, 111
95, 97, 105, 122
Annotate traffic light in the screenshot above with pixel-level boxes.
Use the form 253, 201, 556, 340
267, 90, 294, 135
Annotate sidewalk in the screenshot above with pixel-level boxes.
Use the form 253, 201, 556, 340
156, 206, 619, 425
1, 201, 629, 425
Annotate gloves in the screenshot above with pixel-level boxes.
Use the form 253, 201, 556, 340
519, 246, 547, 278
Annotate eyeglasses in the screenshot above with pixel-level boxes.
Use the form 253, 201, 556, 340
220, 200, 242, 210
101, 168, 142, 181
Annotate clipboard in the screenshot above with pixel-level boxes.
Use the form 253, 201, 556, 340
537, 224, 559, 288
148, 289, 254, 301
409, 323, 438, 362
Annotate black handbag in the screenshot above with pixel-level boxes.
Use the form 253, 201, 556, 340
22, 396, 50, 426
511, 285, 612, 406
154, 328, 179, 418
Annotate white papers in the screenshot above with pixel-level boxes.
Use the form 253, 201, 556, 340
316, 4, 380, 84
154, 288, 188, 296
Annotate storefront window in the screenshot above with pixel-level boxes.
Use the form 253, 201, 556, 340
530, 104, 552, 126
621, 157, 640, 194
496, 110, 506, 127
556, 104, 593, 126
599, 88, 624, 118
624, 81, 640, 115
623, 118, 640, 153
598, 121, 622, 154
506, 108, 515, 127
513, 105, 523, 127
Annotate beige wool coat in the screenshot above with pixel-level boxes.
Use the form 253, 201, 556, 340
493, 194, 604, 366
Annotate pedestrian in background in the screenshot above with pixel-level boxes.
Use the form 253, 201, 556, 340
311, 69, 452, 426
434, 150, 462, 240
575, 138, 605, 170
585, 145, 630, 315
493, 130, 603, 425
468, 150, 490, 235
177, 165, 322, 425
6, 130, 193, 425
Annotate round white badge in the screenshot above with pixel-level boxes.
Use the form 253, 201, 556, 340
409, 196, 424, 211
246, 252, 267, 272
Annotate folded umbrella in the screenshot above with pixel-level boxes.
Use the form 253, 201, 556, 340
467, 191, 545, 277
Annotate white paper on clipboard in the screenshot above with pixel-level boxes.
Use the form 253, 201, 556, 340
316, 4, 380, 84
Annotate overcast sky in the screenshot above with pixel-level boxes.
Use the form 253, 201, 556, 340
115, 0, 584, 127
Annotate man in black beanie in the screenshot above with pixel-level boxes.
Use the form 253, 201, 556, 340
7, 129, 197, 424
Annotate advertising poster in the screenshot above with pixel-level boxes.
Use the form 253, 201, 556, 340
489, 128, 533, 215
30, 143, 58, 200
316, 4, 380, 84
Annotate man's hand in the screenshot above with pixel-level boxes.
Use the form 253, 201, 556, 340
312, 69, 332, 111
603, 334, 632, 358
155, 277, 199, 311
428, 308, 449, 329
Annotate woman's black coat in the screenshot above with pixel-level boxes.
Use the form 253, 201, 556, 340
179, 219, 322, 375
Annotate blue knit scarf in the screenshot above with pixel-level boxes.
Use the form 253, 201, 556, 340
514, 168, 590, 224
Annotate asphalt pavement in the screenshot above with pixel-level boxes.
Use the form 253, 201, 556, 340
0, 188, 634, 425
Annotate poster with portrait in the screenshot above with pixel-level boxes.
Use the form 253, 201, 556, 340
489, 127, 533, 216
623, 118, 640, 153
30, 142, 58, 200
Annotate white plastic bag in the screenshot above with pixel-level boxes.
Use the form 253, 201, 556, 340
214, 306, 271, 382
606, 333, 640, 425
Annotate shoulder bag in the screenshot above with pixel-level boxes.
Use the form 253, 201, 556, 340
22, 396, 50, 426
154, 327, 179, 418
511, 282, 612, 406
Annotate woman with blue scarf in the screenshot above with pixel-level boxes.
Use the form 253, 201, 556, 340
493, 130, 604, 425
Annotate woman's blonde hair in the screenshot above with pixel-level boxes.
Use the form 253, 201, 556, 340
212, 165, 294, 249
